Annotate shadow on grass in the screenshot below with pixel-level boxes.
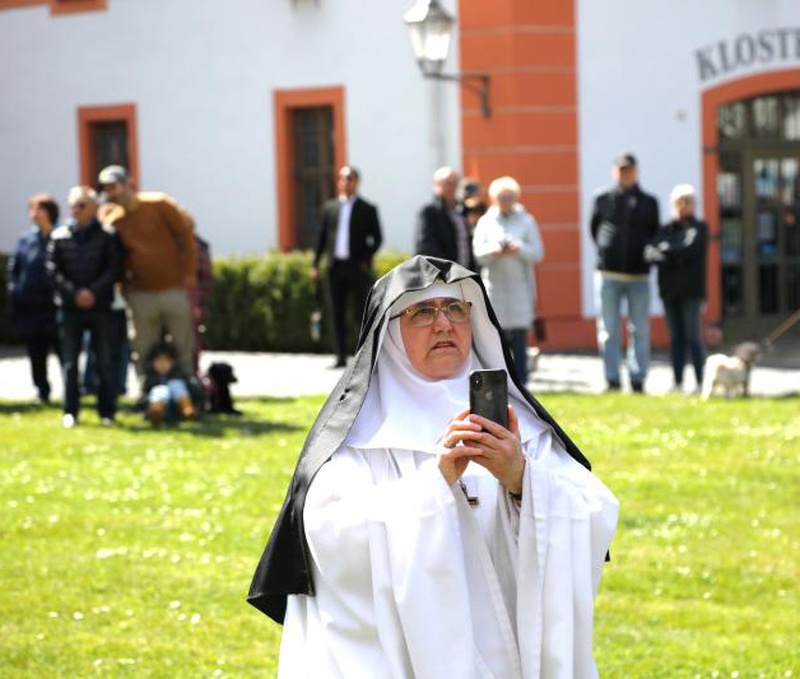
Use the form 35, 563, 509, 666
120, 416, 302, 438
0, 401, 59, 415
0, 397, 307, 438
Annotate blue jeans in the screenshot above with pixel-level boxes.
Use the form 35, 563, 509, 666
596, 274, 650, 386
662, 297, 705, 386
503, 328, 529, 385
148, 379, 189, 405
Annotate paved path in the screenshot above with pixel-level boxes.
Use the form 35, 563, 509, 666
0, 347, 797, 401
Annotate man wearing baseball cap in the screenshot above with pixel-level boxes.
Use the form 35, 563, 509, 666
98, 165, 198, 393
589, 153, 660, 393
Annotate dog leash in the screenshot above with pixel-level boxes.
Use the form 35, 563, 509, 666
763, 307, 800, 348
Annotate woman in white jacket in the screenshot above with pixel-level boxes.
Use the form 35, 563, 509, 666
473, 177, 545, 383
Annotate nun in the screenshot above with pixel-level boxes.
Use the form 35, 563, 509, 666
249, 256, 619, 678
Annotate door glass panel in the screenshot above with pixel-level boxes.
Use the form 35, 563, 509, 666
752, 96, 781, 138
718, 171, 741, 208
780, 158, 799, 205
783, 95, 800, 140
786, 264, 800, 311
786, 210, 800, 257
719, 101, 748, 140
720, 218, 743, 263
787, 264, 800, 310
755, 159, 779, 200
722, 266, 743, 317
756, 211, 778, 258
759, 264, 779, 314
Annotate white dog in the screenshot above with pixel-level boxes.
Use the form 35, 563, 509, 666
701, 342, 761, 400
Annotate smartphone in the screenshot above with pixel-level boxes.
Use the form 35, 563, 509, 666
469, 369, 509, 430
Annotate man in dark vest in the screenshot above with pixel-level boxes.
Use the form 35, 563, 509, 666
311, 166, 383, 368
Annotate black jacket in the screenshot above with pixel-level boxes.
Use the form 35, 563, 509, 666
46, 218, 122, 310
415, 197, 476, 270
590, 184, 660, 275
649, 217, 708, 302
313, 196, 382, 268
247, 255, 594, 624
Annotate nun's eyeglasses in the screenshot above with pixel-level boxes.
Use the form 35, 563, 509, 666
390, 301, 472, 327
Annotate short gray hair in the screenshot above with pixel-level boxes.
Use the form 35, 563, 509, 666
68, 185, 98, 205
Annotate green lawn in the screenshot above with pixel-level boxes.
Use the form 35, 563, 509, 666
0, 394, 797, 678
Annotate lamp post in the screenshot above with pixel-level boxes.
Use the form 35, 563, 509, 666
403, 0, 491, 118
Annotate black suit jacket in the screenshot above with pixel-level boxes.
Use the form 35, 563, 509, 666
414, 197, 476, 270
313, 196, 382, 268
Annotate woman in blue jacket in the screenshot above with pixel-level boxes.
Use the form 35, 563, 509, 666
7, 194, 61, 402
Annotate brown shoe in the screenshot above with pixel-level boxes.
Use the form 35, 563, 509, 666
178, 395, 195, 420
147, 401, 167, 426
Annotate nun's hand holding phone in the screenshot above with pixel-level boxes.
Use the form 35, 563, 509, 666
437, 408, 485, 486
437, 407, 525, 495
466, 407, 525, 496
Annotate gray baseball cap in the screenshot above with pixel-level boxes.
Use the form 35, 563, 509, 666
98, 165, 128, 186
613, 153, 637, 169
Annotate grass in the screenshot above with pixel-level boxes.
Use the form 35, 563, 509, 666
0, 394, 797, 678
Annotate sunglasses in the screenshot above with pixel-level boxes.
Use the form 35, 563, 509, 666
390, 300, 472, 327
70, 202, 88, 209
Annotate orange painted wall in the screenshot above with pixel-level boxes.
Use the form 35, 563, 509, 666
459, 0, 588, 349
458, 0, 673, 351
0, 0, 106, 14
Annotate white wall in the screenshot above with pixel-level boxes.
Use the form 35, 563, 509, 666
0, 0, 462, 256
577, 0, 800, 317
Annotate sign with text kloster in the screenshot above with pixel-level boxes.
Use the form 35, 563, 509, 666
696, 28, 800, 82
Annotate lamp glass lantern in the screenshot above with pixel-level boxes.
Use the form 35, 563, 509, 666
403, 0, 455, 76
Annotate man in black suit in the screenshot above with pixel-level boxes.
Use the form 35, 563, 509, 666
414, 166, 475, 270
311, 166, 382, 368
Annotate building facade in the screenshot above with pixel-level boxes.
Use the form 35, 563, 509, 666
1, 0, 798, 349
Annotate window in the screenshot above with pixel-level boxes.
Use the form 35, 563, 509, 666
273, 87, 346, 250
292, 107, 335, 250
77, 104, 138, 189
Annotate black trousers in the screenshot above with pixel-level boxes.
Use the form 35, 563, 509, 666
24, 330, 61, 401
328, 260, 372, 362
58, 307, 118, 419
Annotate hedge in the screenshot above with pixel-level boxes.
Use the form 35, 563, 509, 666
203, 250, 409, 353
0, 250, 410, 352
0, 253, 16, 345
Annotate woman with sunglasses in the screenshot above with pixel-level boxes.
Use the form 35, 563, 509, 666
249, 256, 618, 678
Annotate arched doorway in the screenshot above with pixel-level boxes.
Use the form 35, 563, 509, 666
702, 70, 800, 342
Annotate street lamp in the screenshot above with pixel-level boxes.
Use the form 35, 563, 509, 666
403, 0, 491, 118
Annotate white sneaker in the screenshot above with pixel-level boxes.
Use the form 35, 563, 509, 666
669, 384, 683, 394
62, 414, 76, 429
100, 417, 114, 427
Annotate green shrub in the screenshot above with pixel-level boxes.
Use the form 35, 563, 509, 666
0, 249, 410, 352
0, 253, 19, 345
203, 250, 409, 353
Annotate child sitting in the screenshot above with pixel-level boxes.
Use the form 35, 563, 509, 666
144, 341, 195, 425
